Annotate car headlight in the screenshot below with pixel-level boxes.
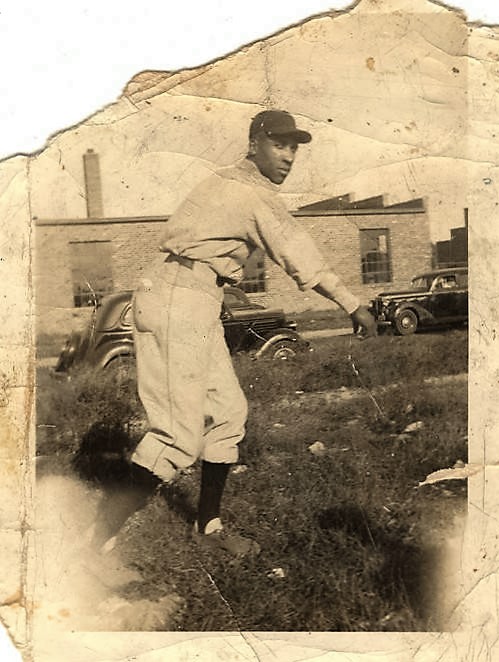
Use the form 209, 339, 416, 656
61, 338, 76, 357
371, 298, 386, 315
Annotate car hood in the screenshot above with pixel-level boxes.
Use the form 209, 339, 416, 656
374, 288, 427, 298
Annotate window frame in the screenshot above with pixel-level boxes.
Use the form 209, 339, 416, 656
240, 248, 267, 294
69, 239, 114, 308
359, 228, 393, 285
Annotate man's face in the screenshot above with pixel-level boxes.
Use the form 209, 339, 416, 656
250, 133, 299, 184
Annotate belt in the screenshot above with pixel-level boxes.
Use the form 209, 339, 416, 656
164, 252, 226, 287
164, 252, 195, 269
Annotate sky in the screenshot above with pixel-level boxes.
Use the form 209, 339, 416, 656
0, 0, 498, 160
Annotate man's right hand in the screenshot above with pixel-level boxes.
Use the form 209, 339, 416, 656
350, 306, 377, 338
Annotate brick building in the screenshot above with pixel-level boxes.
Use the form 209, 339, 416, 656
435, 210, 468, 268
35, 193, 431, 336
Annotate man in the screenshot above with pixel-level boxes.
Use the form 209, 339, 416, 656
100, 110, 376, 557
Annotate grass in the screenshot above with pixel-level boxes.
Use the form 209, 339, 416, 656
235, 328, 467, 403
36, 328, 468, 631
294, 307, 352, 331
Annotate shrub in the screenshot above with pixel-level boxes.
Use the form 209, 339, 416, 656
36, 364, 144, 458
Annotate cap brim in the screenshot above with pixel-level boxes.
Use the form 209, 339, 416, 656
267, 129, 312, 144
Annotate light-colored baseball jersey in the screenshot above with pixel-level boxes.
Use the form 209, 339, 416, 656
159, 158, 359, 314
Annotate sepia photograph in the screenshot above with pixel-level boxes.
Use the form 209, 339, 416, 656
1, 0, 499, 660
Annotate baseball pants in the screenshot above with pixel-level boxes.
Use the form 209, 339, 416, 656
131, 255, 248, 482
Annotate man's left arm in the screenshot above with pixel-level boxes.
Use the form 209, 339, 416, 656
251, 193, 376, 337
313, 272, 377, 338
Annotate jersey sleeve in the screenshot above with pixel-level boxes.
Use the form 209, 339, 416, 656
250, 190, 359, 313
250, 192, 325, 290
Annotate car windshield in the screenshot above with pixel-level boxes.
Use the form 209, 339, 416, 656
411, 276, 430, 289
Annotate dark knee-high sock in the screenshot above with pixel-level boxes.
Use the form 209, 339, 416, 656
197, 461, 231, 534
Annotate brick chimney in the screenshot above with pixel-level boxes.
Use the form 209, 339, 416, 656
83, 149, 103, 218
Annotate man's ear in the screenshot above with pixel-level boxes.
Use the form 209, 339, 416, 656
248, 137, 257, 157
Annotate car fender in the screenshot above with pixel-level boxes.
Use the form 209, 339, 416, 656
96, 342, 135, 370
390, 301, 434, 323
253, 329, 306, 359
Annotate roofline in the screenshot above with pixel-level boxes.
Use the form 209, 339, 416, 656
35, 204, 426, 226
292, 207, 426, 217
35, 215, 169, 227
413, 267, 468, 278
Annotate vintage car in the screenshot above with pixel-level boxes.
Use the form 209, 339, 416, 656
54, 286, 308, 373
368, 267, 468, 335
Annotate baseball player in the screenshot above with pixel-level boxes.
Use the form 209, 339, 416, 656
96, 110, 376, 557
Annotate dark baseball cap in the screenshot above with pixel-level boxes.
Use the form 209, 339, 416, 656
249, 110, 312, 144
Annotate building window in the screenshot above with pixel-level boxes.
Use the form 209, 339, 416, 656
240, 248, 266, 293
360, 229, 392, 284
69, 240, 113, 307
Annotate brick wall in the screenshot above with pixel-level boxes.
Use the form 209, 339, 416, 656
35, 218, 167, 334
251, 212, 432, 313
436, 225, 468, 268
35, 209, 431, 335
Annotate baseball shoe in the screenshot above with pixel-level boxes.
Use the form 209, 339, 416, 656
193, 519, 260, 558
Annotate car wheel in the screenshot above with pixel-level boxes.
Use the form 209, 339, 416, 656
270, 340, 297, 360
105, 355, 136, 383
394, 309, 418, 335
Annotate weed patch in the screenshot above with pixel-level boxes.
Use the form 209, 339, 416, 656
236, 330, 467, 403
36, 365, 144, 458
36, 330, 467, 631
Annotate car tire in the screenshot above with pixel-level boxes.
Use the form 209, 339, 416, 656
105, 354, 136, 383
393, 309, 418, 335
270, 340, 297, 360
